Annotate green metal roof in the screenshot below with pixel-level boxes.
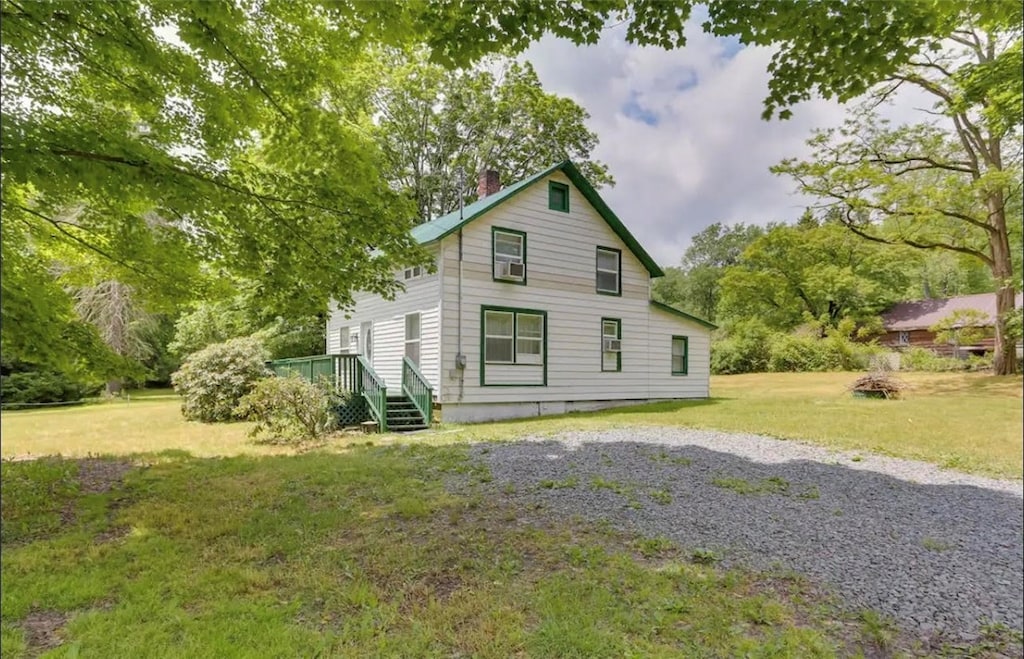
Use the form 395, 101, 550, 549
409, 160, 665, 278
649, 300, 718, 330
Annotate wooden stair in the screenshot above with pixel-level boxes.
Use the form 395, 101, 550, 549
385, 394, 428, 432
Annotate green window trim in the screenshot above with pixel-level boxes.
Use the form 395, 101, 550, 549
596, 246, 622, 296
491, 226, 528, 286
601, 317, 622, 372
671, 335, 689, 376
480, 305, 548, 387
548, 181, 570, 212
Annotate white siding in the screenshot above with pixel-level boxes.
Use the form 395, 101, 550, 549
326, 250, 442, 390
437, 170, 711, 410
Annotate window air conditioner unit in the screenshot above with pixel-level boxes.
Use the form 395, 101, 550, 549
499, 260, 526, 281
603, 338, 622, 352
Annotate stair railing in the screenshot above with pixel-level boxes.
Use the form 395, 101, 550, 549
357, 356, 388, 432
401, 357, 433, 426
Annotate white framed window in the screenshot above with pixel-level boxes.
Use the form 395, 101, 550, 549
493, 228, 526, 283
897, 331, 910, 346
483, 308, 545, 365
602, 318, 622, 372
484, 310, 515, 363
516, 313, 544, 364
403, 265, 423, 281
405, 313, 421, 365
596, 247, 621, 295
338, 327, 350, 353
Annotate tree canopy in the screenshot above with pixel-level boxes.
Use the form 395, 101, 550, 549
718, 218, 916, 332
774, 17, 1022, 373
5, 0, 1019, 374
653, 222, 764, 322
374, 53, 611, 223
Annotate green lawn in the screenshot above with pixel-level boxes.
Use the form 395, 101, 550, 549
4, 446, 961, 658
2, 372, 1021, 657
3, 372, 1021, 477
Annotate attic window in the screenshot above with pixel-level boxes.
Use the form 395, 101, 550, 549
548, 181, 569, 212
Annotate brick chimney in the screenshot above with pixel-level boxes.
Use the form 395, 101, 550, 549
477, 169, 501, 198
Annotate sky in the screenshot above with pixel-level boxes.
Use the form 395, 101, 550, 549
521, 22, 871, 267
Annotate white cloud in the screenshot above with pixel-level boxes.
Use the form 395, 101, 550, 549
522, 24, 859, 266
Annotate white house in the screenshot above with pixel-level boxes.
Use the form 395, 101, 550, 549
326, 161, 715, 424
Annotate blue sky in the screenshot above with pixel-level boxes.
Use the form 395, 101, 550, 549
521, 23, 863, 267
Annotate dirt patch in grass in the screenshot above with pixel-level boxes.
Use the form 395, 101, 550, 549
62, 459, 136, 540
74, 459, 135, 495
21, 609, 68, 656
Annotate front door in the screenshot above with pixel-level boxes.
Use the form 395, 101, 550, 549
361, 322, 373, 366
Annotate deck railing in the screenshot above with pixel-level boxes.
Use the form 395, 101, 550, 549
402, 357, 433, 426
267, 354, 339, 385
358, 356, 387, 432
266, 354, 388, 432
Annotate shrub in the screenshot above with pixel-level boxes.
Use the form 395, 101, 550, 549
898, 347, 994, 372
0, 370, 102, 408
235, 375, 341, 444
171, 337, 269, 422
710, 321, 774, 374
768, 331, 877, 373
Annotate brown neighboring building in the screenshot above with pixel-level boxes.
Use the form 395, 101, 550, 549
879, 292, 1023, 356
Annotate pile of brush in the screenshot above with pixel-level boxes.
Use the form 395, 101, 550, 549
849, 372, 908, 399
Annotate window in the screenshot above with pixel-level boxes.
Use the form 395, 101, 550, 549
596, 247, 621, 295
671, 336, 689, 375
897, 331, 910, 346
492, 227, 527, 284
602, 318, 622, 372
483, 310, 515, 363
517, 314, 544, 364
548, 181, 569, 212
338, 327, 350, 353
483, 308, 545, 365
403, 265, 424, 280
405, 313, 421, 365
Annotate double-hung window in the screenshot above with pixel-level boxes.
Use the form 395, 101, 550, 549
601, 318, 622, 372
492, 228, 527, 284
483, 308, 545, 365
596, 247, 621, 295
671, 336, 689, 375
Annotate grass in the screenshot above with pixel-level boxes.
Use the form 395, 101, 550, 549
4, 372, 1019, 477
451, 372, 1024, 479
1, 448, 887, 657
2, 372, 1020, 655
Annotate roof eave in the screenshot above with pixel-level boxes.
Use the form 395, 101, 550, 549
650, 300, 717, 330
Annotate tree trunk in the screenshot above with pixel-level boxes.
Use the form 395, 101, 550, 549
993, 286, 1018, 375
987, 193, 1017, 376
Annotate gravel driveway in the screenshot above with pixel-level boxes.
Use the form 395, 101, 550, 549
465, 428, 1024, 643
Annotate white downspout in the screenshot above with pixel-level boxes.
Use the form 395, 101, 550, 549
456, 169, 466, 401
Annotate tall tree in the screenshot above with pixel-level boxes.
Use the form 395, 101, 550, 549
774, 20, 1022, 373
718, 220, 917, 331
1, 1, 425, 334
73, 280, 155, 393
374, 53, 611, 223
653, 222, 764, 321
